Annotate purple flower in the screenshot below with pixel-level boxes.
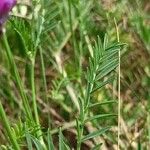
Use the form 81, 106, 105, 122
0, 0, 16, 31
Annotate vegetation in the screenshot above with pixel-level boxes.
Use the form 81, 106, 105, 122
0, 0, 149, 149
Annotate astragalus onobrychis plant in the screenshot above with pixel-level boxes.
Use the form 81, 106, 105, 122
0, 0, 124, 149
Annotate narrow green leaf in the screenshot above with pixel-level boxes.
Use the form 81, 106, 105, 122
78, 97, 84, 121
89, 57, 94, 75
91, 143, 102, 150
89, 100, 117, 108
81, 126, 111, 142
91, 76, 115, 93
25, 133, 33, 150
85, 114, 117, 122
0, 103, 20, 150
106, 42, 125, 51
97, 36, 104, 57
30, 136, 44, 150
96, 59, 118, 81
102, 48, 119, 62
47, 129, 55, 150
98, 57, 118, 73
59, 128, 70, 150
103, 34, 108, 50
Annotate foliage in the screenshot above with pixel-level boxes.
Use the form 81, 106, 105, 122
0, 0, 149, 149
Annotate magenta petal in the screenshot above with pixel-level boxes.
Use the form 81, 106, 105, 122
0, 0, 16, 30
0, 0, 16, 14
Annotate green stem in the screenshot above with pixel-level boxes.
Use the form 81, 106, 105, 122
30, 58, 44, 143
77, 123, 84, 150
0, 103, 20, 150
2, 31, 32, 121
30, 52, 46, 149
77, 70, 96, 150
31, 59, 39, 125
39, 47, 48, 103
